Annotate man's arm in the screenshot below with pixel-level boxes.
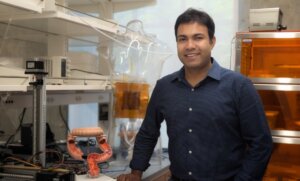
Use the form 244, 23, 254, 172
235, 79, 273, 180
128, 81, 164, 171
117, 170, 143, 181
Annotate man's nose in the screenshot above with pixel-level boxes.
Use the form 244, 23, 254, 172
186, 39, 196, 49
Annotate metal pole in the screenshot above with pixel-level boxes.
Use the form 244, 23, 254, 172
107, 89, 115, 146
32, 74, 47, 167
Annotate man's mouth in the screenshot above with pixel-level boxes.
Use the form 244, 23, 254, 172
185, 53, 199, 58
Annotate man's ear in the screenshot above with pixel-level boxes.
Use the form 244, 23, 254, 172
210, 36, 216, 48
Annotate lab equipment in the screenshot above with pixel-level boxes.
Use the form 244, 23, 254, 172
25, 57, 48, 167
249, 7, 284, 31
67, 127, 112, 178
109, 20, 172, 166
235, 31, 300, 180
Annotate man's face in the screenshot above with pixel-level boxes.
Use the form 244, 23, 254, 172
176, 22, 215, 70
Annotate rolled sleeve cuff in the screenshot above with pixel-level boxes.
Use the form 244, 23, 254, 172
129, 159, 150, 171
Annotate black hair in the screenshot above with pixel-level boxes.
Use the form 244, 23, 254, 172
174, 8, 215, 41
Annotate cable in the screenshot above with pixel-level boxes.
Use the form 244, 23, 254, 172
70, 69, 103, 75
4, 156, 40, 168
59, 105, 70, 133
27, 149, 64, 165
4, 108, 27, 148
68, 10, 174, 56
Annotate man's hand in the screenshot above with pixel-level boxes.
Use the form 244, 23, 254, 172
116, 170, 142, 181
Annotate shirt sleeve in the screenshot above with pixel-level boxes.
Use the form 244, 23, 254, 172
234, 78, 273, 181
129, 81, 164, 171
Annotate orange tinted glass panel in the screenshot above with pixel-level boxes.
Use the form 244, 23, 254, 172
259, 90, 300, 131
114, 82, 149, 119
241, 38, 300, 78
264, 143, 300, 180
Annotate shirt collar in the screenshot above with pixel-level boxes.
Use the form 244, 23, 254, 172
208, 58, 221, 81
171, 58, 222, 82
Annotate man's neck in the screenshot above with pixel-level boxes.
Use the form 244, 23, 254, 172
184, 63, 212, 87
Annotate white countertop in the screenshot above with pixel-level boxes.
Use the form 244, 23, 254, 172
76, 174, 116, 181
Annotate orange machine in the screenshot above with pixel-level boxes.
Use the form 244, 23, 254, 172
236, 31, 300, 181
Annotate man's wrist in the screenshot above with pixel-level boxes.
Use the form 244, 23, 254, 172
131, 170, 143, 178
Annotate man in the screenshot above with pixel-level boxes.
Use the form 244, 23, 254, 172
117, 8, 273, 181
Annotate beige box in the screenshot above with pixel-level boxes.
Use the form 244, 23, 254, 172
249, 7, 282, 31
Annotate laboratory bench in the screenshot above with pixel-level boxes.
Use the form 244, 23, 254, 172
103, 155, 171, 181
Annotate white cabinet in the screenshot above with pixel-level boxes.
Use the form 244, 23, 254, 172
0, 0, 123, 96
0, 0, 120, 171
0, 1, 161, 179
0, 0, 44, 14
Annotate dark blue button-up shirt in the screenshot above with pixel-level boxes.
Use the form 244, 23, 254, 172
130, 59, 273, 181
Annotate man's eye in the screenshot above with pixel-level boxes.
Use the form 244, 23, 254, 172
195, 36, 203, 41
178, 38, 186, 42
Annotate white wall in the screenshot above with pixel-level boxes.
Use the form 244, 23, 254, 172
113, 0, 239, 148
68, 103, 99, 129
114, 0, 238, 74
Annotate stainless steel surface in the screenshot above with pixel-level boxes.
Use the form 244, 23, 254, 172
252, 78, 300, 91
32, 74, 46, 167
234, 37, 241, 73
254, 84, 300, 91
251, 78, 300, 84
271, 130, 300, 137
272, 136, 300, 145
236, 31, 300, 39
271, 130, 300, 145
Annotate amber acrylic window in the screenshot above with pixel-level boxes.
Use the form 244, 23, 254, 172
259, 90, 300, 131
259, 90, 300, 180
238, 35, 300, 180
264, 143, 300, 180
240, 38, 300, 78
114, 82, 149, 119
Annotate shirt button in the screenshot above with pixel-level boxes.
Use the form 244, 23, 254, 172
188, 171, 192, 175
189, 150, 192, 154
189, 129, 192, 133
191, 88, 194, 91
189, 107, 192, 111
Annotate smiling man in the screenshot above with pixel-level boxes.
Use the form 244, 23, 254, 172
176, 17, 215, 87
117, 8, 273, 181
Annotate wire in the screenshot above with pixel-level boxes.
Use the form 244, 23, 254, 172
4, 108, 27, 148
4, 157, 40, 168
70, 69, 103, 75
68, 10, 174, 56
59, 105, 70, 133
27, 149, 64, 165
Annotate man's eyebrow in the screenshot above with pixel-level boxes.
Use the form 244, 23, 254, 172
193, 33, 205, 36
177, 33, 205, 38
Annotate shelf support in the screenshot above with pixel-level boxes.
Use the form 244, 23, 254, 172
32, 74, 47, 167
25, 58, 48, 167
